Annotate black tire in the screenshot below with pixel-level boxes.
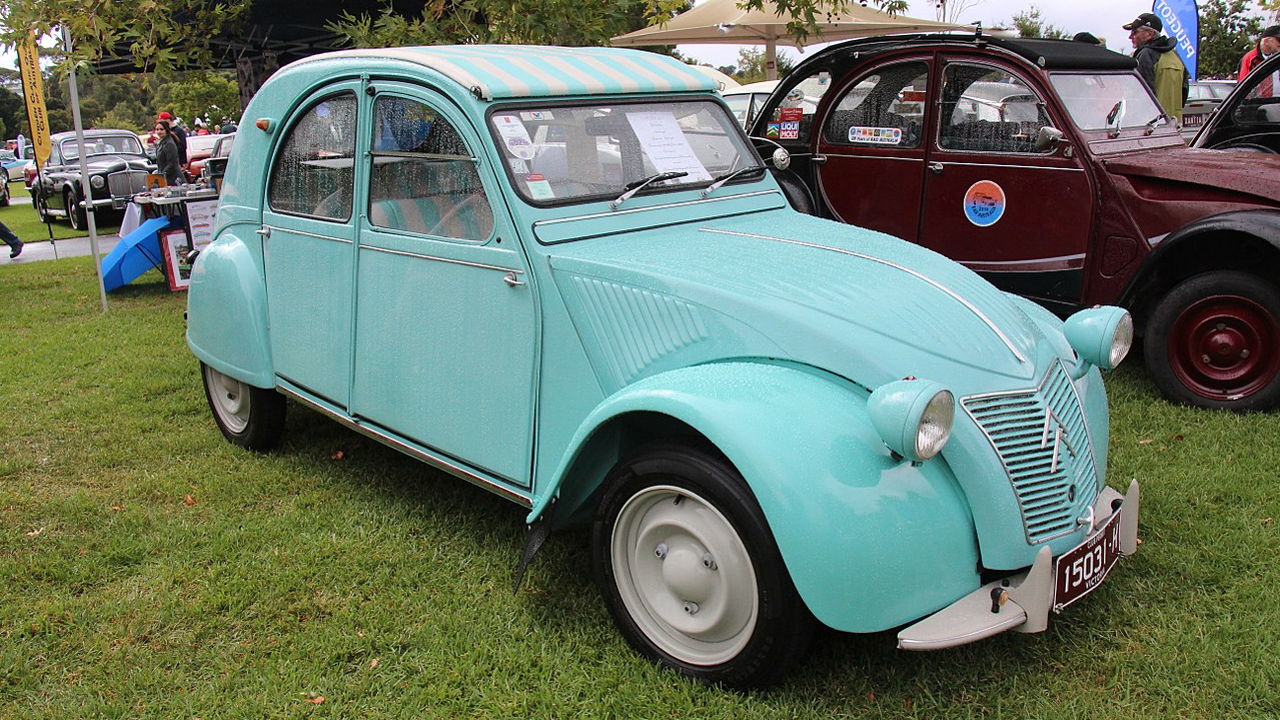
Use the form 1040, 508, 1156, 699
65, 189, 86, 231
34, 191, 49, 223
0, 170, 9, 207
592, 443, 814, 689
200, 362, 286, 450
1144, 271, 1280, 412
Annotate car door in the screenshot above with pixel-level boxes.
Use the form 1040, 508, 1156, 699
260, 87, 362, 407
918, 60, 1094, 306
351, 85, 537, 486
814, 57, 933, 242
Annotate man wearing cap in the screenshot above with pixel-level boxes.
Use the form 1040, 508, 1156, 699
1239, 26, 1280, 81
157, 111, 188, 166
1125, 12, 1188, 122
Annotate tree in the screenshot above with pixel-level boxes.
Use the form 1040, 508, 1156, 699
152, 71, 240, 128
932, 0, 983, 23
732, 47, 796, 83
1009, 5, 1068, 40
1199, 0, 1264, 78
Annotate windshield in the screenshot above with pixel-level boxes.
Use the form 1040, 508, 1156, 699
59, 135, 145, 161
488, 99, 757, 204
1050, 73, 1168, 131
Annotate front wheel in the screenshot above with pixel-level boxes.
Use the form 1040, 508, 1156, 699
592, 444, 813, 689
201, 363, 286, 449
65, 189, 86, 231
1145, 271, 1280, 411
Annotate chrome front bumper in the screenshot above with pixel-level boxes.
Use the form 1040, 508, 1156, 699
897, 479, 1140, 651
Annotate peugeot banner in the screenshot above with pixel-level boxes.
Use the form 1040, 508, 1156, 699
1153, 0, 1199, 80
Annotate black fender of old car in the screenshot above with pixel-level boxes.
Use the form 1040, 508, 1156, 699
1119, 209, 1280, 318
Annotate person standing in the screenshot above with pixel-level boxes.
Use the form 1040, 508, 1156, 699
1239, 26, 1280, 81
0, 219, 22, 258
154, 120, 185, 186
1125, 12, 1189, 122
157, 111, 188, 165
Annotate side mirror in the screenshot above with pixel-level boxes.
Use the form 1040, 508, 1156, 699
1033, 126, 1065, 152
770, 147, 791, 171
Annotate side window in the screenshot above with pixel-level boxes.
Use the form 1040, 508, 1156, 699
1232, 71, 1280, 124
939, 64, 1052, 154
267, 93, 358, 221
368, 96, 494, 241
824, 62, 929, 148
761, 70, 832, 143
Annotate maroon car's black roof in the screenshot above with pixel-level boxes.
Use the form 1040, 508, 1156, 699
797, 33, 1137, 73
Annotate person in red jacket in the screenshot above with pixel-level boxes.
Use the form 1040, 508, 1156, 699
1239, 26, 1280, 80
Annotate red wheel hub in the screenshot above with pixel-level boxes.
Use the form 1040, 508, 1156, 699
1168, 294, 1280, 400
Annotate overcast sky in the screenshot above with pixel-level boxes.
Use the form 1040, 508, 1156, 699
678, 0, 1278, 66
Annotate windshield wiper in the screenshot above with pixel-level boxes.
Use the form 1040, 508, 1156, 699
1143, 113, 1167, 135
701, 165, 766, 198
610, 171, 688, 210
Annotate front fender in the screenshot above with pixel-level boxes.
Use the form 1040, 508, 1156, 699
186, 230, 274, 388
536, 361, 981, 632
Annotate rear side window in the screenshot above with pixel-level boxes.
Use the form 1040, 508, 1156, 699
824, 61, 929, 148
268, 93, 358, 221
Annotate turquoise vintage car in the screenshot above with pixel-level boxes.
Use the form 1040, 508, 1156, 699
187, 45, 1140, 688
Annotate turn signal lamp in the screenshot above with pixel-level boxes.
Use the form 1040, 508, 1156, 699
868, 379, 955, 463
1064, 307, 1133, 371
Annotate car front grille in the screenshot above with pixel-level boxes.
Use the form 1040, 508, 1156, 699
107, 169, 149, 199
961, 361, 1098, 544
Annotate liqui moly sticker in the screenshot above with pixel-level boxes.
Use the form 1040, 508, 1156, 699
849, 126, 902, 145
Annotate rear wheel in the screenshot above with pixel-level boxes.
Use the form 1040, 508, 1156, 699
592, 443, 813, 689
201, 363, 286, 449
1145, 271, 1280, 411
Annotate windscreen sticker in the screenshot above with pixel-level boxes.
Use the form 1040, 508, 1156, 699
525, 173, 555, 200
519, 110, 553, 121
765, 122, 781, 139
493, 114, 535, 160
508, 157, 530, 174
625, 111, 712, 181
849, 126, 902, 145
778, 107, 803, 140
963, 180, 1006, 227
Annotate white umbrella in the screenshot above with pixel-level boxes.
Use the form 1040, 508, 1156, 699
611, 0, 968, 79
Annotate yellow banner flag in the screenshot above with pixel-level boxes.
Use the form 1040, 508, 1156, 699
18, 32, 51, 171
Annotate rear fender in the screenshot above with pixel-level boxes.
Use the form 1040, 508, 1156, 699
534, 361, 981, 632
186, 230, 274, 388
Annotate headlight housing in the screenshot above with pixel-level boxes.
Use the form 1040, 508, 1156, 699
1064, 306, 1133, 371
90, 175, 106, 189
868, 379, 955, 462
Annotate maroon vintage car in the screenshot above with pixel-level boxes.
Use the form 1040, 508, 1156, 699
750, 33, 1280, 412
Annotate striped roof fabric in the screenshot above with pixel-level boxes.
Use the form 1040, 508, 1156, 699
291, 45, 718, 100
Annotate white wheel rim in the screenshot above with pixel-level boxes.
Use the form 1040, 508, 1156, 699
611, 484, 759, 666
205, 366, 250, 433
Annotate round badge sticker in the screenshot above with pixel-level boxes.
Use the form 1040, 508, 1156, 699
963, 180, 1006, 227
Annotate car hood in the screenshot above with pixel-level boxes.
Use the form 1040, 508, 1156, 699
74, 154, 151, 173
1102, 147, 1280, 202
547, 209, 1061, 395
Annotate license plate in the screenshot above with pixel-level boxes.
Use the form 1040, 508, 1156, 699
1053, 506, 1123, 611
1184, 115, 1204, 127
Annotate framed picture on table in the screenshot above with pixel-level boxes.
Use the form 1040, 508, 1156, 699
160, 229, 195, 291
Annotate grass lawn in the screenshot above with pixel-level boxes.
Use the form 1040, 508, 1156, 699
3, 181, 122, 242
1, 258, 1277, 719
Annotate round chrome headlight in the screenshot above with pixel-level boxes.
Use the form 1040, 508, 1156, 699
1064, 307, 1133, 371
90, 175, 106, 189
868, 379, 955, 462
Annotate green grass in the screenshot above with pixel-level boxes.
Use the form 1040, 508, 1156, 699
1, 258, 1277, 719
3, 181, 121, 242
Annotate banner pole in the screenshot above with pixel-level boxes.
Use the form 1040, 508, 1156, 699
61, 25, 108, 313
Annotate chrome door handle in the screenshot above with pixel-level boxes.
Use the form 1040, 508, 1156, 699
928, 162, 944, 174
812, 154, 828, 165
503, 271, 525, 287
256, 227, 271, 237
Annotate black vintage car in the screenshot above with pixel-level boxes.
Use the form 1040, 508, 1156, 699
1192, 51, 1280, 153
33, 129, 154, 230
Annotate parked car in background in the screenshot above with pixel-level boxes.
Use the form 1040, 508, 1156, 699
722, 80, 778, 126
188, 44, 1139, 688
1192, 52, 1280, 154
1181, 79, 1236, 139
32, 129, 154, 230
750, 33, 1280, 412
188, 133, 235, 181
183, 133, 231, 182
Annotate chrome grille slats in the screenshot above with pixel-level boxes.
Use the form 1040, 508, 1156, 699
962, 361, 1098, 544
107, 169, 148, 199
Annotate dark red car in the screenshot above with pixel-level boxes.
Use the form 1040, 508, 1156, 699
750, 33, 1280, 412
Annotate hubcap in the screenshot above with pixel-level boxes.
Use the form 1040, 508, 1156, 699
610, 484, 758, 666
205, 366, 250, 433
1169, 294, 1280, 400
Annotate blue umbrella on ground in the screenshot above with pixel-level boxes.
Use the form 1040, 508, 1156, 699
100, 216, 172, 291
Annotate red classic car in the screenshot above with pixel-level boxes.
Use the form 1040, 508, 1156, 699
750, 33, 1280, 411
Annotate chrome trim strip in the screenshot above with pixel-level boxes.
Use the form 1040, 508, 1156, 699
263, 225, 353, 244
821, 153, 923, 163
931, 161, 1085, 173
532, 190, 781, 227
962, 253, 1086, 267
360, 245, 524, 274
700, 227, 1028, 364
278, 386, 533, 508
